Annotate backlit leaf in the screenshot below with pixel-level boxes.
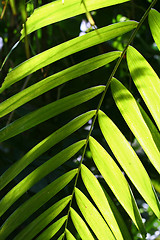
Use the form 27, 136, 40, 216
111, 78, 160, 174
0, 21, 137, 92
89, 136, 146, 237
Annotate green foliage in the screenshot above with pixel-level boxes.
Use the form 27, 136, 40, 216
0, 0, 160, 239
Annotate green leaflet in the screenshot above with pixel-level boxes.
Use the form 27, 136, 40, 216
14, 196, 71, 240
66, 229, 76, 240
0, 169, 77, 240
148, 9, 160, 51
0, 51, 121, 118
58, 234, 65, 240
138, 103, 160, 152
127, 45, 160, 131
21, 0, 130, 38
89, 136, 146, 237
0, 110, 95, 190
0, 21, 137, 92
70, 208, 94, 240
81, 164, 132, 240
36, 216, 67, 240
98, 110, 160, 218
75, 187, 115, 240
0, 141, 85, 217
0, 86, 104, 142
111, 78, 160, 174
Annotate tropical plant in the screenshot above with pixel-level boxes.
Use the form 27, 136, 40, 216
0, 0, 160, 239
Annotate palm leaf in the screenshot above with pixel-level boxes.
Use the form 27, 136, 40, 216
127, 45, 160, 131
148, 8, 160, 51
98, 110, 160, 218
70, 207, 95, 240
81, 164, 132, 240
89, 136, 146, 237
75, 187, 115, 239
20, 0, 130, 38
14, 197, 71, 240
0, 20, 137, 92
0, 1, 159, 239
111, 78, 160, 174
0, 170, 77, 240
0, 86, 104, 141
0, 110, 95, 189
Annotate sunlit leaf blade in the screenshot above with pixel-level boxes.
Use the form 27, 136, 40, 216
102, 187, 133, 240
0, 169, 77, 240
138, 103, 160, 152
58, 233, 65, 240
0, 21, 137, 92
127, 45, 160, 131
0, 141, 85, 216
0, 51, 121, 118
98, 110, 160, 218
36, 216, 67, 240
89, 136, 146, 237
70, 207, 94, 240
0, 86, 104, 142
111, 78, 160, 174
0, 110, 95, 190
66, 229, 76, 240
75, 187, 115, 240
21, 0, 129, 38
148, 9, 160, 51
81, 164, 132, 240
14, 196, 71, 240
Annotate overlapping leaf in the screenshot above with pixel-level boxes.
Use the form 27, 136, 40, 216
0, 51, 121, 118
20, 0, 130, 38
98, 110, 160, 218
111, 78, 160, 174
89, 136, 146, 237
0, 169, 77, 240
0, 141, 85, 216
75, 187, 115, 240
35, 216, 67, 240
0, 86, 104, 142
14, 196, 71, 240
0, 110, 95, 189
0, 21, 137, 92
127, 45, 160, 131
81, 164, 132, 240
70, 207, 94, 240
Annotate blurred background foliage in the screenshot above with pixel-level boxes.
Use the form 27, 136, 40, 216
0, 0, 160, 239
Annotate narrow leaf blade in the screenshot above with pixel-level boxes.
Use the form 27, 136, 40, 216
66, 229, 76, 240
0, 86, 104, 142
0, 110, 95, 190
127, 45, 160, 130
0, 51, 121, 118
81, 164, 132, 240
21, 0, 130, 38
75, 187, 115, 240
14, 196, 71, 240
98, 110, 160, 218
70, 207, 94, 240
0, 21, 137, 92
111, 78, 160, 174
148, 9, 160, 51
0, 169, 77, 240
36, 216, 67, 240
0, 141, 85, 216
89, 136, 146, 237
